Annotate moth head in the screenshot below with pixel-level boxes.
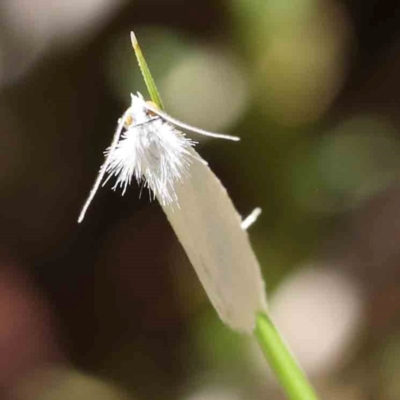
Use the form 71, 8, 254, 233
128, 92, 152, 125
124, 101, 158, 128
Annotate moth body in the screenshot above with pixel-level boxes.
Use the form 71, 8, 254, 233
105, 95, 197, 204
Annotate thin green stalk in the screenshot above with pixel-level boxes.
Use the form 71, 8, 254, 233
130, 31, 165, 110
254, 312, 319, 400
131, 32, 319, 400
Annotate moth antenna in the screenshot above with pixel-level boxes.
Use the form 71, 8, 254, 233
143, 102, 240, 142
78, 108, 131, 223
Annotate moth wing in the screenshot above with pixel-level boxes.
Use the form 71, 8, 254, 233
161, 149, 267, 333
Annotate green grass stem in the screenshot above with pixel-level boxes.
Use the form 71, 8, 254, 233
254, 312, 319, 400
131, 32, 319, 400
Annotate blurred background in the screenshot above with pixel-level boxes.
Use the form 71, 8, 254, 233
0, 0, 399, 399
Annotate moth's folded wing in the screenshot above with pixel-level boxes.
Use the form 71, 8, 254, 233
161, 149, 267, 333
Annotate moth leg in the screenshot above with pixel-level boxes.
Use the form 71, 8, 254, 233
241, 208, 262, 230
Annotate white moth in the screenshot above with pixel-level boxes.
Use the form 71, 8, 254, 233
78, 93, 237, 222
78, 93, 267, 333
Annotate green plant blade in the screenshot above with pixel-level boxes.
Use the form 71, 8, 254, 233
130, 32, 165, 110
254, 312, 319, 400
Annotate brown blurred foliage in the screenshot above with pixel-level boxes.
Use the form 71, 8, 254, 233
0, 1, 399, 399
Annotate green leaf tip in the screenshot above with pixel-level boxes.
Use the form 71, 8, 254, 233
130, 31, 165, 111
130, 31, 138, 47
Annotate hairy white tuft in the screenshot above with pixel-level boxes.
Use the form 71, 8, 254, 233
104, 107, 197, 205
